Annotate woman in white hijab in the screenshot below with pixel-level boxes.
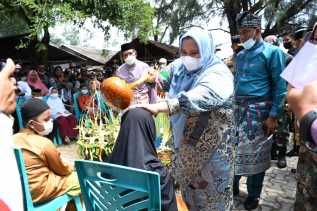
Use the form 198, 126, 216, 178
47, 87, 78, 144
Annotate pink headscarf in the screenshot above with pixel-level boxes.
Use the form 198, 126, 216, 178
27, 70, 48, 96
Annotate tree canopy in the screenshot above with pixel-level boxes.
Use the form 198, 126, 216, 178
152, 0, 207, 44
152, 0, 317, 43
0, 0, 154, 63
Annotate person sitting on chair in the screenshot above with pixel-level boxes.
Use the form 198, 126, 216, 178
108, 108, 177, 211
13, 98, 80, 209
46, 87, 78, 144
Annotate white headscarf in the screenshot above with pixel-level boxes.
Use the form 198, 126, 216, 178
46, 87, 67, 119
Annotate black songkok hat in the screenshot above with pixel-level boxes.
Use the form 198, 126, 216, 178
121, 42, 135, 52
22, 98, 50, 124
293, 28, 307, 40
236, 11, 261, 29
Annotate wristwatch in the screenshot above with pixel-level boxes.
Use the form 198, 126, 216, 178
300, 109, 317, 153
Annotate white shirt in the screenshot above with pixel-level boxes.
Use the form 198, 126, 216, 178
17, 81, 32, 97
0, 113, 24, 211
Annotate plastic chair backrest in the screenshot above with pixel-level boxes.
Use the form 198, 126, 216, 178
72, 92, 81, 121
75, 160, 161, 211
16, 97, 49, 129
14, 148, 35, 210
14, 148, 83, 211
16, 96, 27, 129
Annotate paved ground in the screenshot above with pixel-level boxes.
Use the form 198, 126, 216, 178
233, 157, 298, 211
58, 143, 298, 211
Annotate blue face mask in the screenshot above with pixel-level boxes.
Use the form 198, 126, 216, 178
242, 38, 256, 50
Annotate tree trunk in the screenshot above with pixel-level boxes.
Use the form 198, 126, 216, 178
37, 26, 50, 66
224, 0, 242, 36
154, 34, 158, 41
241, 0, 248, 11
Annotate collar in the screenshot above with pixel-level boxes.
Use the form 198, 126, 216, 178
20, 127, 36, 135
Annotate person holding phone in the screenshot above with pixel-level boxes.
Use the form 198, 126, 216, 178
287, 23, 317, 211
0, 59, 24, 211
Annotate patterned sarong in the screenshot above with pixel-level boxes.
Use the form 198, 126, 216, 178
234, 96, 273, 175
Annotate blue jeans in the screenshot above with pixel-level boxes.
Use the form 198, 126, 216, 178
233, 172, 265, 199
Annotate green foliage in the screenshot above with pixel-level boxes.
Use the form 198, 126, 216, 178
1, 0, 154, 44
8, 0, 86, 38
69, 0, 154, 42
0, 4, 29, 38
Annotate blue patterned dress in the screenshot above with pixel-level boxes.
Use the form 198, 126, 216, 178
162, 28, 235, 211
172, 108, 234, 211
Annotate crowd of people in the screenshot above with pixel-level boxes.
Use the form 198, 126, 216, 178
12, 62, 117, 143
1, 10, 317, 211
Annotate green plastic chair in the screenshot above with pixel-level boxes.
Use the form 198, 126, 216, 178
14, 148, 82, 211
75, 160, 161, 211
73, 92, 82, 121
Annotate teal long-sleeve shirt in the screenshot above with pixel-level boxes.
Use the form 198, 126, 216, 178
234, 41, 287, 117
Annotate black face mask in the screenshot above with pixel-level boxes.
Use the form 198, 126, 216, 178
283, 41, 293, 49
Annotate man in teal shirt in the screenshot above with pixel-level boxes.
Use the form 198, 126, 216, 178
233, 12, 287, 210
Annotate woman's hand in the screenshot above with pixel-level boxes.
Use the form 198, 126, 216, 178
129, 101, 170, 115
129, 104, 161, 115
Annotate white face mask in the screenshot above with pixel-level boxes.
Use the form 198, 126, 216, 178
242, 38, 256, 50
50, 93, 59, 98
81, 89, 88, 95
181, 56, 201, 71
33, 119, 53, 136
125, 55, 136, 65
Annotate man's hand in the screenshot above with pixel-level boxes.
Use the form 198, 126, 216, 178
288, 81, 317, 120
128, 72, 151, 90
146, 68, 157, 83
140, 72, 150, 83
264, 117, 278, 135
0, 59, 17, 114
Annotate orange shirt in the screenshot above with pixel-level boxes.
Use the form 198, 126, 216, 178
77, 95, 95, 111
13, 129, 73, 203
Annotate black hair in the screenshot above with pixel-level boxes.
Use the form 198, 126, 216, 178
293, 29, 307, 40
231, 35, 240, 44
